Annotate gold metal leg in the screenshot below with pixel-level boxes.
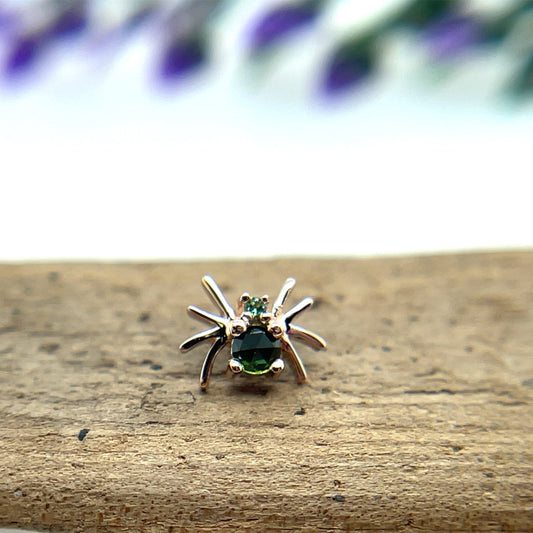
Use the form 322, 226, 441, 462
287, 323, 327, 350
180, 326, 221, 352
272, 277, 295, 317
281, 335, 308, 384
284, 297, 314, 324
200, 337, 227, 390
187, 305, 227, 327
201, 275, 236, 319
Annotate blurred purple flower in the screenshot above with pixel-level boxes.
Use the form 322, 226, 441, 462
156, 0, 219, 82
159, 37, 205, 80
122, 3, 158, 34
4, 34, 42, 77
249, 0, 322, 54
45, 0, 88, 40
422, 14, 481, 59
3, 1, 88, 78
321, 38, 374, 96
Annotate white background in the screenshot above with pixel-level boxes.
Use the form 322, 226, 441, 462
0, 0, 532, 261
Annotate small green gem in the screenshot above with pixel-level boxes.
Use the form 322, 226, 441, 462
244, 296, 267, 318
231, 327, 281, 375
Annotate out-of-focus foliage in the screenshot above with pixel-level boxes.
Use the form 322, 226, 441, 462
0, 0, 532, 99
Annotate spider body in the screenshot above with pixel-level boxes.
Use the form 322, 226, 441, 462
231, 326, 282, 375
180, 275, 327, 390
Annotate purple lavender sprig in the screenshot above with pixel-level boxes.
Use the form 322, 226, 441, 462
422, 14, 481, 60
46, 0, 88, 40
321, 33, 375, 96
157, 0, 222, 82
248, 0, 324, 56
319, 0, 458, 97
3, 0, 89, 78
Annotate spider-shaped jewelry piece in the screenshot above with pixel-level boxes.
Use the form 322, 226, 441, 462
180, 275, 327, 390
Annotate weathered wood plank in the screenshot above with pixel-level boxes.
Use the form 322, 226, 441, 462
0, 254, 532, 532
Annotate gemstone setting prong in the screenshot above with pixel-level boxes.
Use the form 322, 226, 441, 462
228, 358, 244, 374
270, 358, 285, 374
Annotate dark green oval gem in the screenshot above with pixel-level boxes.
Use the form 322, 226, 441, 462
231, 326, 281, 375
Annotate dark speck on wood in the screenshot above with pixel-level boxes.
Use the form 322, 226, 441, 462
77, 429, 90, 441
521, 378, 533, 389
39, 343, 60, 354
138, 312, 150, 322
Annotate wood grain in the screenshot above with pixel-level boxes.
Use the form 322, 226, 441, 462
0, 254, 532, 532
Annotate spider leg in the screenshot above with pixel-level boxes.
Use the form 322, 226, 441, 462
202, 275, 236, 319
188, 305, 228, 328
200, 337, 228, 390
272, 277, 296, 317
284, 297, 313, 325
180, 325, 223, 352
281, 335, 308, 384
288, 323, 327, 350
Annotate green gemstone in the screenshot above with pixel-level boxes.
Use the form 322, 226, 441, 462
244, 297, 267, 318
231, 327, 281, 375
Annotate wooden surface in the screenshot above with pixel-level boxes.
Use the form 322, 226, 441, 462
0, 254, 532, 532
